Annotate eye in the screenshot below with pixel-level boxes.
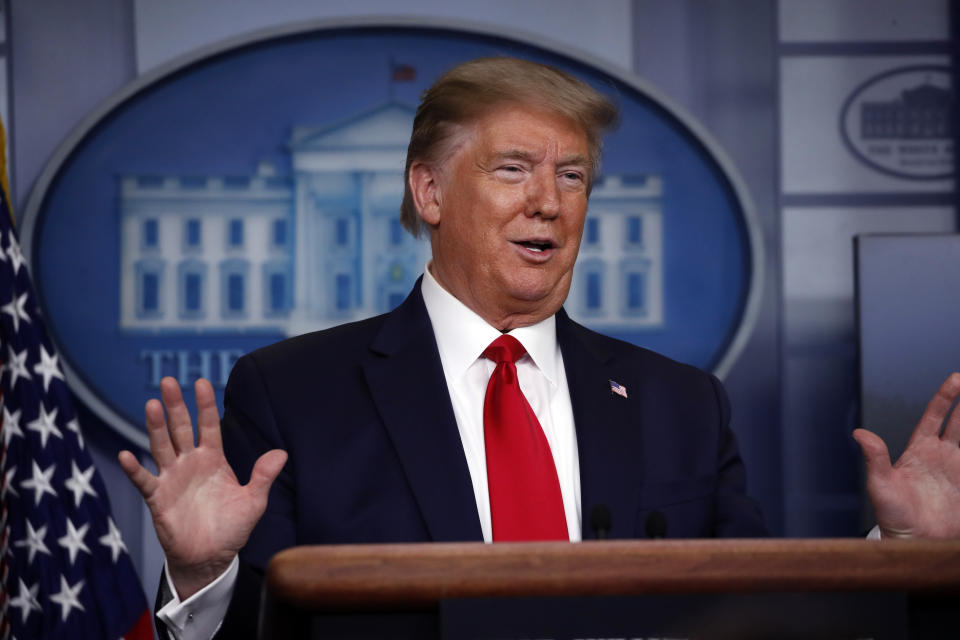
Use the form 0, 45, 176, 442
495, 165, 526, 181
560, 170, 585, 184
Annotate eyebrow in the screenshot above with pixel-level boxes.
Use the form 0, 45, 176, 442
492, 149, 538, 163
557, 153, 590, 168
492, 149, 590, 168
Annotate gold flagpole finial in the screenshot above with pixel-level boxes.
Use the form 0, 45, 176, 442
0, 119, 13, 226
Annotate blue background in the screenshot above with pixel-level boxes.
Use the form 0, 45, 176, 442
32, 27, 750, 442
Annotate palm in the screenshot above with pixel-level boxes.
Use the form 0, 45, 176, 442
147, 448, 255, 568
855, 373, 960, 539
119, 377, 287, 598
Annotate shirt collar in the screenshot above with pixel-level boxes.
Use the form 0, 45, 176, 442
420, 264, 559, 386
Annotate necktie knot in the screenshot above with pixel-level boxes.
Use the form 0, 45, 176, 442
483, 334, 527, 365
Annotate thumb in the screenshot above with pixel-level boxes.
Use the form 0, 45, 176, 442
853, 428, 892, 483
247, 449, 288, 502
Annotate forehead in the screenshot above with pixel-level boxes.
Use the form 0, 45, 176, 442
466, 103, 589, 158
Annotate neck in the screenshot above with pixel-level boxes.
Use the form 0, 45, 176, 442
426, 263, 557, 332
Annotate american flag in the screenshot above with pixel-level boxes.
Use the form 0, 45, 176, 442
609, 379, 628, 399
0, 134, 152, 637
390, 61, 416, 83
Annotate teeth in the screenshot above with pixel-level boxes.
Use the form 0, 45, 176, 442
518, 241, 550, 252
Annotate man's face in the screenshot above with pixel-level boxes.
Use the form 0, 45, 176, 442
415, 103, 591, 331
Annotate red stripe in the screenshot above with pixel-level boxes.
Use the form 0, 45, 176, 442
123, 608, 154, 640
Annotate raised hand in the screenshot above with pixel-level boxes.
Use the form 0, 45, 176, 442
118, 377, 287, 599
854, 372, 960, 539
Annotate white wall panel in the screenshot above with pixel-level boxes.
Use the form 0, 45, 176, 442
134, 0, 633, 74
780, 55, 952, 194
779, 0, 950, 42
783, 206, 955, 300
783, 205, 955, 348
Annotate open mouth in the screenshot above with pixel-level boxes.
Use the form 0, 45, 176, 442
515, 240, 553, 253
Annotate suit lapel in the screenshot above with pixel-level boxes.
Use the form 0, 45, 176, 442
361, 281, 484, 542
557, 310, 644, 539
361, 292, 645, 542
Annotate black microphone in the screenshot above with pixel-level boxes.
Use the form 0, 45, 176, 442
645, 510, 667, 539
590, 504, 612, 539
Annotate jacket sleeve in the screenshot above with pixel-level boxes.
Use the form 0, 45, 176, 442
217, 352, 298, 638
709, 374, 768, 537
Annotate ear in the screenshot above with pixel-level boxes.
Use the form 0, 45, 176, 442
409, 161, 443, 226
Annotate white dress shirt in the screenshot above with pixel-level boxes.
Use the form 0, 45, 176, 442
420, 264, 581, 542
158, 267, 582, 639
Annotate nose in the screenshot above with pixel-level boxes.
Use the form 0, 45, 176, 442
528, 169, 560, 219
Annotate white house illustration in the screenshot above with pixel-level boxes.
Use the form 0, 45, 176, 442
118, 103, 663, 336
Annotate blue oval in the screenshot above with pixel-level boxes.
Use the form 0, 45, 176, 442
24, 22, 759, 448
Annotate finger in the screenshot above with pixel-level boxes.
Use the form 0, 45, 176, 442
937, 372, 960, 445
160, 376, 196, 454
145, 397, 177, 469
853, 428, 893, 484
245, 449, 288, 510
912, 373, 960, 441
118, 449, 159, 497
194, 378, 223, 451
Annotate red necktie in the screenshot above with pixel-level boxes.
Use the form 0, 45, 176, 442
482, 334, 567, 541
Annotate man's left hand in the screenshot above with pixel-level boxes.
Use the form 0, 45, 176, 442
854, 372, 960, 539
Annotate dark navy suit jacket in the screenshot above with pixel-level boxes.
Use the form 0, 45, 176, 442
204, 281, 766, 636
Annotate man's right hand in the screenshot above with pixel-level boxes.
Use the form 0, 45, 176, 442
118, 376, 288, 600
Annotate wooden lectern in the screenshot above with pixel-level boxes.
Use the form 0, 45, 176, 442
261, 539, 960, 638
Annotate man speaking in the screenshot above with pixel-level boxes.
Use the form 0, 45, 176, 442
118, 57, 960, 640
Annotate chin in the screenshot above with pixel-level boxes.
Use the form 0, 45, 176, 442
506, 282, 570, 311
499, 265, 571, 301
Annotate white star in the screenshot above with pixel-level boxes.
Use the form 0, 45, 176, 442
13, 519, 51, 564
98, 517, 127, 563
57, 517, 91, 565
64, 461, 98, 507
4, 465, 18, 498
6, 233, 25, 275
33, 345, 64, 392
65, 417, 84, 449
5, 346, 31, 390
26, 404, 62, 449
20, 461, 57, 506
1, 291, 30, 334
49, 574, 85, 621
3, 405, 24, 446
8, 578, 41, 623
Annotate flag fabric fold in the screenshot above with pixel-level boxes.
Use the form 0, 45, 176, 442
0, 120, 152, 639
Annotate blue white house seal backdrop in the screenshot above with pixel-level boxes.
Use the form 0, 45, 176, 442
23, 23, 759, 449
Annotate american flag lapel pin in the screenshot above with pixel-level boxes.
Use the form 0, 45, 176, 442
609, 379, 628, 398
